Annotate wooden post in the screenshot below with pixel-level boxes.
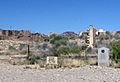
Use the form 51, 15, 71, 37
27, 41, 30, 59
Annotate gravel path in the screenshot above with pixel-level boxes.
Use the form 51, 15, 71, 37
0, 64, 120, 82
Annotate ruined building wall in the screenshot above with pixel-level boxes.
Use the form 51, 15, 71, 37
0, 30, 45, 41
87, 25, 97, 48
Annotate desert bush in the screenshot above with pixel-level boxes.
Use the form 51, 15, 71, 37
36, 45, 41, 49
85, 47, 92, 53
56, 46, 82, 56
69, 46, 82, 53
19, 44, 26, 50
28, 55, 40, 64
20, 50, 27, 55
56, 46, 70, 55
62, 32, 79, 40
50, 35, 68, 45
111, 41, 120, 62
8, 46, 17, 51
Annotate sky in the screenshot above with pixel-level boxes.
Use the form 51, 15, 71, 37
0, 0, 120, 34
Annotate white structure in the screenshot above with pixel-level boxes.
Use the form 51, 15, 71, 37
96, 29, 106, 35
46, 56, 58, 65
98, 47, 110, 66
79, 31, 83, 37
98, 29, 106, 32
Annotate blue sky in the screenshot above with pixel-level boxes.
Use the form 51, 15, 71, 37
0, 0, 120, 34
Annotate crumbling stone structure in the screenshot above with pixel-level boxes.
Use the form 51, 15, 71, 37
0, 29, 47, 41
87, 25, 97, 48
0, 30, 31, 40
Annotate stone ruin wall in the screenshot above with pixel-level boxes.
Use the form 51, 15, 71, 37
0, 30, 45, 41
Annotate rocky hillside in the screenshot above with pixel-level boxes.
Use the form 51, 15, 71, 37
0, 29, 120, 56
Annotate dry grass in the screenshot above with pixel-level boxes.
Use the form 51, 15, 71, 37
111, 61, 120, 68
87, 58, 97, 65
61, 58, 86, 67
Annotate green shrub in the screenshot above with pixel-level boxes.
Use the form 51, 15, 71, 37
8, 46, 17, 51
111, 41, 120, 62
19, 44, 26, 50
56, 46, 82, 56
85, 47, 92, 53
28, 55, 40, 64
20, 50, 27, 55
69, 46, 82, 54
56, 46, 70, 55
50, 36, 68, 45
